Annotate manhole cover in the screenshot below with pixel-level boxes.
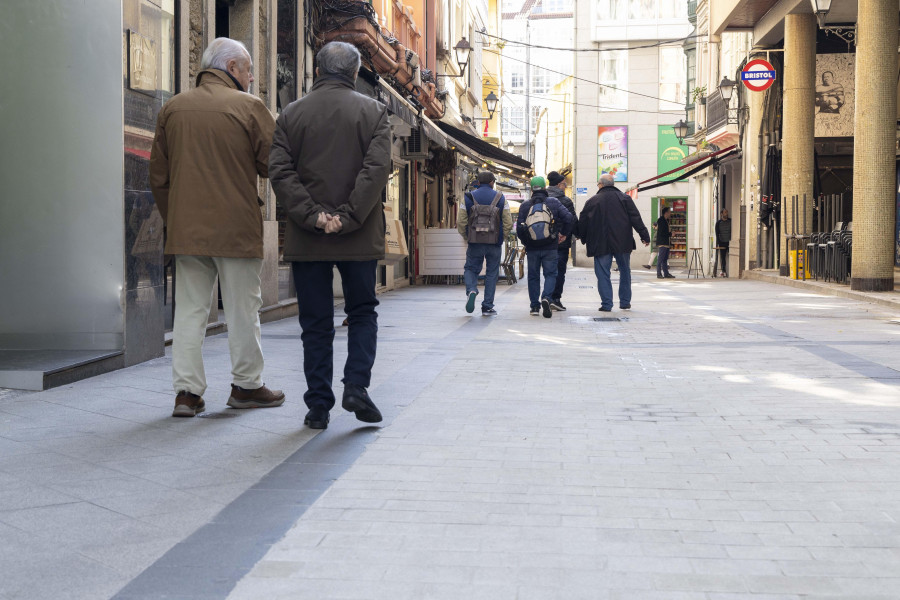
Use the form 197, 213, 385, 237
594, 317, 625, 322
198, 412, 240, 419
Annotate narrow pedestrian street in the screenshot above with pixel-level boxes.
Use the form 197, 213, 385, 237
3, 269, 900, 599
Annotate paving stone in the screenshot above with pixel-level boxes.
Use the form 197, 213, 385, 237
2, 271, 900, 599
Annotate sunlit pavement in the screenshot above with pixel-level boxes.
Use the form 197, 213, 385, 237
2, 266, 900, 599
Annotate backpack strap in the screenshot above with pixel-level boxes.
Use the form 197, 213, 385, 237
489, 190, 502, 209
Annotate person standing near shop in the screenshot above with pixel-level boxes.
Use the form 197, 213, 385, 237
516, 176, 574, 318
715, 208, 732, 277
546, 171, 576, 311
655, 207, 675, 279
457, 171, 512, 316
269, 41, 392, 430
576, 173, 650, 311
150, 37, 285, 418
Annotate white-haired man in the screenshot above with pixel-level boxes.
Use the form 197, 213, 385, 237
150, 37, 285, 417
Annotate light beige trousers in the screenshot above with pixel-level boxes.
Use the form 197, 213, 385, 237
172, 255, 264, 396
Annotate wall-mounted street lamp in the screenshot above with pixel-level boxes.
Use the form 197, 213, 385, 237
461, 91, 501, 125
808, 0, 856, 45
454, 37, 472, 76
809, 0, 832, 28
673, 120, 688, 144
506, 140, 515, 153
437, 37, 474, 80
718, 76, 736, 102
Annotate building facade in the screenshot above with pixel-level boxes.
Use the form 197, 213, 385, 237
572, 0, 692, 268
713, 0, 899, 290
0, 0, 528, 390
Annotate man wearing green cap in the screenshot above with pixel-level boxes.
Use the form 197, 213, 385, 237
516, 176, 574, 317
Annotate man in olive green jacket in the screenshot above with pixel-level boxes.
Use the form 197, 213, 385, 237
150, 37, 284, 417
269, 41, 392, 430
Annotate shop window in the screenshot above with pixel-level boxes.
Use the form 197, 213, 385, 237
276, 0, 297, 111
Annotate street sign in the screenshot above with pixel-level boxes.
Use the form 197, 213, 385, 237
741, 59, 776, 92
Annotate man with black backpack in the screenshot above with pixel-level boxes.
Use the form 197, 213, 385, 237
516, 176, 574, 318
457, 171, 512, 316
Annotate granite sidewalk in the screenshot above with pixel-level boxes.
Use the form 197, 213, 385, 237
2, 266, 900, 599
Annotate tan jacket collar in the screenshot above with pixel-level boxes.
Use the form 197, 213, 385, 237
196, 68, 241, 91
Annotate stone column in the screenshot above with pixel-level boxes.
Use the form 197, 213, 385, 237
779, 13, 816, 276
851, 0, 898, 291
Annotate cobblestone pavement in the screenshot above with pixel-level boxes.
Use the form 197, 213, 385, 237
2, 267, 900, 599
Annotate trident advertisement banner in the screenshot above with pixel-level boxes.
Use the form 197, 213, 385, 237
657, 125, 688, 182
598, 126, 628, 182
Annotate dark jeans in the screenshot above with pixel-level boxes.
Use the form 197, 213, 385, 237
291, 260, 378, 411
463, 243, 502, 310
552, 246, 570, 301
657, 245, 671, 277
718, 243, 729, 275
594, 252, 632, 309
526, 247, 558, 308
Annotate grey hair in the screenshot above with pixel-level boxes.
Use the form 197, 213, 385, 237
201, 37, 251, 71
317, 42, 361, 79
599, 173, 616, 187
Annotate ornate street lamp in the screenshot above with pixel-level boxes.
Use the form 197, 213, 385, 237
808, 0, 856, 45
809, 0, 832, 29
484, 91, 499, 119
506, 140, 515, 153
718, 76, 736, 102
673, 119, 688, 143
454, 37, 472, 78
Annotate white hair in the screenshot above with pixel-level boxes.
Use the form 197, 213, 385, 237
599, 173, 615, 187
201, 37, 251, 71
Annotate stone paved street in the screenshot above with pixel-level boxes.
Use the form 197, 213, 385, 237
2, 267, 900, 599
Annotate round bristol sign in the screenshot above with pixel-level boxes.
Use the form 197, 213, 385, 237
741, 59, 777, 92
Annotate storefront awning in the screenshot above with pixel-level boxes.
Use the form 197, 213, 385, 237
435, 122, 532, 174
421, 115, 448, 149
631, 145, 739, 193
378, 80, 419, 129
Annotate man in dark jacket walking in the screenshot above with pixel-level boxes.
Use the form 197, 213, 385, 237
715, 208, 732, 277
457, 171, 513, 316
546, 171, 576, 311
576, 173, 650, 311
516, 176, 574, 318
269, 42, 391, 430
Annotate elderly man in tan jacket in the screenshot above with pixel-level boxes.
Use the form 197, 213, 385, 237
150, 37, 284, 417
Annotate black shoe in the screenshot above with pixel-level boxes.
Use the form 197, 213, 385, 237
342, 383, 382, 423
620, 304, 631, 310
482, 308, 497, 316
304, 407, 330, 429
549, 300, 566, 311
642, 264, 652, 269
657, 275, 664, 279
540, 298, 552, 318
530, 307, 540, 316
599, 306, 612, 312
664, 274, 676, 279
465, 291, 477, 314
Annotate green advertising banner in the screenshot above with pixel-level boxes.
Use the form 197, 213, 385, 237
657, 125, 688, 182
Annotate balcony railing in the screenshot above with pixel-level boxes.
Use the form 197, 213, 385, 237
706, 93, 728, 132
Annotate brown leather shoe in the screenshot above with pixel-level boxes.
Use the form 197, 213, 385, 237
173, 391, 205, 417
226, 384, 286, 409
